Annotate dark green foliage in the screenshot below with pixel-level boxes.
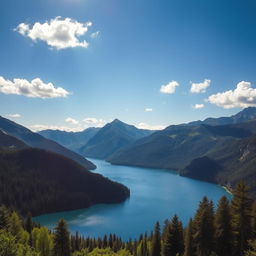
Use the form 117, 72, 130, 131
53, 219, 71, 256
231, 182, 253, 256
184, 219, 195, 256
193, 197, 215, 256
151, 221, 161, 256
162, 215, 184, 256
214, 196, 233, 256
0, 205, 10, 230
0, 148, 129, 216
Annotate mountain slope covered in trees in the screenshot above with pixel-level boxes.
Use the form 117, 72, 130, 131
0, 148, 130, 216
181, 133, 256, 196
79, 119, 153, 159
0, 116, 96, 170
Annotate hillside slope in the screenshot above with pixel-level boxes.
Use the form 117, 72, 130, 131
181, 134, 256, 196
0, 148, 130, 216
0, 116, 96, 170
108, 123, 252, 169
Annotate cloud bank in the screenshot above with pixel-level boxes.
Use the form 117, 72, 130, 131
7, 114, 21, 118
0, 76, 69, 98
190, 79, 211, 93
208, 81, 256, 109
160, 81, 179, 94
16, 17, 92, 50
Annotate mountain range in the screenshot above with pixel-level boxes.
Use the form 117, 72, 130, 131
0, 116, 95, 170
39, 127, 100, 152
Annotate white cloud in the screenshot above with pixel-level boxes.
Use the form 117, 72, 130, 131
30, 124, 84, 132
65, 117, 79, 125
145, 108, 153, 112
136, 122, 166, 130
207, 81, 256, 109
192, 104, 204, 109
7, 113, 21, 118
90, 31, 100, 38
16, 17, 92, 50
83, 117, 106, 127
0, 76, 69, 98
160, 81, 179, 94
190, 79, 211, 93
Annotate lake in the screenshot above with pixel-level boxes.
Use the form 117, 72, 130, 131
34, 158, 231, 240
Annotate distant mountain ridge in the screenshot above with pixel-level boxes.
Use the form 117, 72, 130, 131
79, 119, 154, 159
108, 107, 256, 169
39, 127, 100, 152
0, 116, 96, 170
188, 107, 256, 126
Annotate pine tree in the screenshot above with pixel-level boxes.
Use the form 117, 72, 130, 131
151, 221, 161, 256
162, 215, 184, 256
53, 219, 71, 256
215, 196, 233, 256
251, 201, 256, 236
184, 218, 195, 256
231, 182, 253, 256
193, 197, 215, 256
9, 211, 23, 242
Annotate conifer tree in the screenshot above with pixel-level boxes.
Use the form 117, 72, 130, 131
184, 218, 195, 256
151, 221, 161, 256
251, 201, 256, 236
162, 215, 184, 256
231, 182, 253, 256
193, 197, 215, 256
215, 196, 233, 256
53, 219, 71, 256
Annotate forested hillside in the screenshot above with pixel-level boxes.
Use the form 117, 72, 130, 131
0, 148, 130, 216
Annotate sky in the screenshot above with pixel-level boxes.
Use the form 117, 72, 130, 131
0, 0, 256, 131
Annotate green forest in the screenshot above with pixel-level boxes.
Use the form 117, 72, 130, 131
1, 182, 256, 256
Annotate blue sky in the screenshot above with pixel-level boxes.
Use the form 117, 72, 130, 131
0, 0, 256, 131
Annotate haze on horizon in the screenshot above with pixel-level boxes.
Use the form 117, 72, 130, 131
1, 0, 256, 132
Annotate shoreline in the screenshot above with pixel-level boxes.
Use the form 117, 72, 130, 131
222, 185, 233, 195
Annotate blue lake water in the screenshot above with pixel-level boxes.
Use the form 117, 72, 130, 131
34, 158, 231, 240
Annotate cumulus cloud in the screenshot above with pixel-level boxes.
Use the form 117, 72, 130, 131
192, 104, 204, 109
0, 76, 69, 98
145, 108, 153, 112
190, 79, 211, 93
136, 122, 166, 130
65, 117, 79, 125
83, 117, 106, 127
207, 81, 256, 109
160, 81, 179, 94
7, 113, 21, 118
15, 17, 92, 50
90, 31, 100, 38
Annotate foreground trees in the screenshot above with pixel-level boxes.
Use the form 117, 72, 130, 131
0, 181, 256, 256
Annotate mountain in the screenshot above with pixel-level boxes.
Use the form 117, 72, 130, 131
188, 107, 256, 126
38, 127, 100, 152
79, 119, 154, 159
0, 130, 28, 150
180, 134, 256, 196
0, 148, 130, 216
108, 108, 256, 169
0, 116, 96, 170
107, 122, 253, 169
